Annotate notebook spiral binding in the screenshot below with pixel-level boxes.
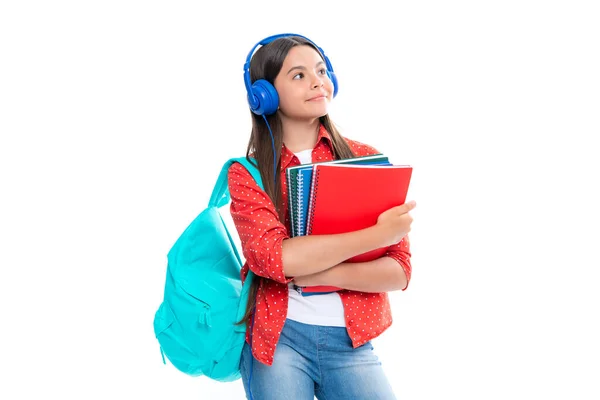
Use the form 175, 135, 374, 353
306, 168, 320, 236
296, 172, 304, 236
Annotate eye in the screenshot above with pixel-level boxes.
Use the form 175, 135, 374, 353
293, 72, 304, 80
318, 68, 327, 75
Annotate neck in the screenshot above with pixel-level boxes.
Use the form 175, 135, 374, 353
280, 117, 321, 153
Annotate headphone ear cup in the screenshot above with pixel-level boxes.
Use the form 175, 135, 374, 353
327, 71, 338, 98
249, 79, 279, 116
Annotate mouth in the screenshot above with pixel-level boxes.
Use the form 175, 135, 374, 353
307, 94, 328, 102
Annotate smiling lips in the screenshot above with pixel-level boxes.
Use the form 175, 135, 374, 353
307, 93, 328, 101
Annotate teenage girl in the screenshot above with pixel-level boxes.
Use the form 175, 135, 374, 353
228, 33, 416, 400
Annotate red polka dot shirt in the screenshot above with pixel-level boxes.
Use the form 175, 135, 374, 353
227, 124, 412, 366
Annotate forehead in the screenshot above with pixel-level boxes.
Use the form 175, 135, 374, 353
282, 45, 324, 66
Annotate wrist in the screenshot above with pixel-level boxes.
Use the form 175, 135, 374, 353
367, 224, 396, 248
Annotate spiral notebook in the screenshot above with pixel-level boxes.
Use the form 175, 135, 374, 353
306, 163, 413, 264
286, 154, 391, 238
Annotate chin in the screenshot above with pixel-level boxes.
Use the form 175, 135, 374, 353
305, 105, 329, 118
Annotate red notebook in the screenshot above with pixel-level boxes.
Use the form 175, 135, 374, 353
297, 163, 412, 296
307, 163, 413, 263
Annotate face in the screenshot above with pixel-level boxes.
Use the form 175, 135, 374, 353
273, 45, 334, 121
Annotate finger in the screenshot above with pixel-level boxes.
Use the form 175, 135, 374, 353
397, 200, 416, 213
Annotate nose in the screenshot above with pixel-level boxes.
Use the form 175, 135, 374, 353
312, 73, 325, 89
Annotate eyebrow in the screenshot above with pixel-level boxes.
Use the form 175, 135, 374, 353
287, 61, 325, 75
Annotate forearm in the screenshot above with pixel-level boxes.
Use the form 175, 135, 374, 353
282, 225, 388, 277
300, 256, 408, 292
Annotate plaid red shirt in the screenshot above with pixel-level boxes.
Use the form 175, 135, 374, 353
227, 124, 412, 366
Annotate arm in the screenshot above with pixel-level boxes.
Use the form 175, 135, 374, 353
282, 198, 416, 277
282, 225, 394, 277
228, 162, 292, 284
293, 236, 412, 292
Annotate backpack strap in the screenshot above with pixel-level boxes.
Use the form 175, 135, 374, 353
208, 157, 262, 331
209, 156, 264, 208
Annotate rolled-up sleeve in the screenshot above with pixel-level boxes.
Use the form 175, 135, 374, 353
384, 235, 412, 290
227, 162, 293, 284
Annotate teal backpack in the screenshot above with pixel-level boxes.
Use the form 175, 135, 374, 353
153, 157, 262, 382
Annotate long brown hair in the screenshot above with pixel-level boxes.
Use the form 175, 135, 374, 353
237, 36, 356, 325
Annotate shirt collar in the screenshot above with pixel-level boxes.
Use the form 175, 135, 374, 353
280, 123, 333, 171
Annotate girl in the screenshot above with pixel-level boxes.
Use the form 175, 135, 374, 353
228, 33, 416, 400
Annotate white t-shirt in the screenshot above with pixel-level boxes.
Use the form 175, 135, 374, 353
286, 149, 346, 327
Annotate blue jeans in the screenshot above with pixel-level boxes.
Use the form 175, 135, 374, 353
240, 319, 397, 400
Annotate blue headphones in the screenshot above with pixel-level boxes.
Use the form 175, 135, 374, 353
243, 33, 338, 116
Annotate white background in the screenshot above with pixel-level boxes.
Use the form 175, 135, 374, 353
1, 1, 599, 399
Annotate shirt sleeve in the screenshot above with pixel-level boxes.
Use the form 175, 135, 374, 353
227, 162, 293, 284
384, 235, 412, 290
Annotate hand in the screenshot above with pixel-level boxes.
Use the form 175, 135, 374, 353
376, 200, 416, 246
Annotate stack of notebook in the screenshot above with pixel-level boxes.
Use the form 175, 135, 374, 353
286, 154, 413, 296
286, 154, 392, 237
